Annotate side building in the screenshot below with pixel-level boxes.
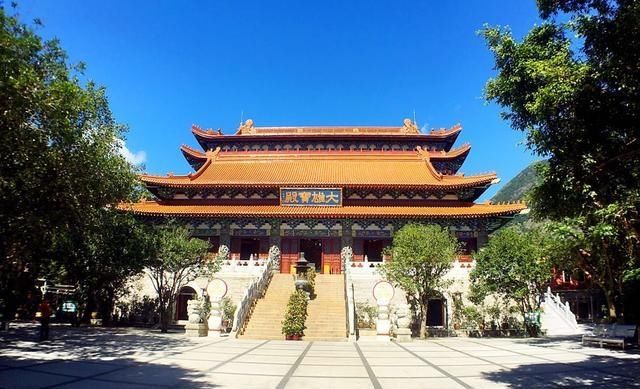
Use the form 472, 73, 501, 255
121, 119, 526, 334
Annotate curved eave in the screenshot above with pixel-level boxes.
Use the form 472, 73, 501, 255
118, 201, 527, 219
139, 176, 497, 191
430, 143, 471, 160
180, 145, 208, 170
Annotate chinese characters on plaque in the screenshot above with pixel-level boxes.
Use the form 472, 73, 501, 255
280, 188, 342, 207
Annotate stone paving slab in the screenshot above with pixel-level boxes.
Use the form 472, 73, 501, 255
1, 323, 639, 388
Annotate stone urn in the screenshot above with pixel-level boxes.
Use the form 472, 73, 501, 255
394, 304, 412, 342
185, 299, 208, 337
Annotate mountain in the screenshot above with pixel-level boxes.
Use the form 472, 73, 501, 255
491, 161, 546, 203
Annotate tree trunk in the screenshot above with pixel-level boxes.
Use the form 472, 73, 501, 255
160, 300, 175, 333
419, 298, 428, 338
604, 290, 619, 323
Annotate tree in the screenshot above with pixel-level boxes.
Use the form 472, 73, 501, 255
470, 225, 552, 336
52, 211, 156, 323
0, 6, 147, 321
148, 224, 217, 333
381, 223, 458, 338
482, 0, 640, 321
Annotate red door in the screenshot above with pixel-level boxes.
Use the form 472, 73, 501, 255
322, 238, 341, 274
281, 238, 299, 273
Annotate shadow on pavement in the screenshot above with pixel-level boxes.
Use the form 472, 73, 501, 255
482, 342, 640, 388
0, 323, 222, 388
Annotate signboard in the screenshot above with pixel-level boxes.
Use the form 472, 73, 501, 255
354, 230, 392, 238
231, 229, 269, 236
281, 229, 341, 237
280, 188, 342, 207
62, 301, 77, 313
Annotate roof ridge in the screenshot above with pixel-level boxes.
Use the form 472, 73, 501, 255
415, 146, 443, 181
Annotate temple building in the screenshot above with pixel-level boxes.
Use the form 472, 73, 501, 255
121, 118, 526, 338
125, 118, 525, 273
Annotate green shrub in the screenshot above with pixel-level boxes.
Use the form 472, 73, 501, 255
305, 267, 316, 297
356, 301, 378, 329
221, 297, 236, 326
281, 290, 308, 337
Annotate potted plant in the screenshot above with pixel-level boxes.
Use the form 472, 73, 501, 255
282, 290, 308, 340
220, 297, 236, 333
305, 267, 316, 298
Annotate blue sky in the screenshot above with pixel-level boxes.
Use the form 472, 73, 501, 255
18, 0, 542, 200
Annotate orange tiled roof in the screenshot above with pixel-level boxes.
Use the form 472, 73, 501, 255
191, 119, 462, 139
119, 201, 527, 219
141, 147, 496, 189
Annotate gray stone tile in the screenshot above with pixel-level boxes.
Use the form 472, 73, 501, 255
234, 354, 299, 364
301, 356, 363, 366
285, 377, 374, 389
199, 372, 283, 388
439, 363, 508, 377
98, 364, 205, 386
56, 379, 154, 389
214, 361, 292, 376
370, 365, 445, 378
379, 377, 466, 389
28, 360, 123, 378
292, 364, 369, 378
365, 357, 427, 366
0, 369, 77, 388
425, 356, 491, 366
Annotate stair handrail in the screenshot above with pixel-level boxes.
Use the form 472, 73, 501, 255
544, 287, 578, 329
342, 247, 356, 340
230, 252, 275, 337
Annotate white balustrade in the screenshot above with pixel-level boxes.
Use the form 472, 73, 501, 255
544, 287, 578, 330
229, 254, 275, 337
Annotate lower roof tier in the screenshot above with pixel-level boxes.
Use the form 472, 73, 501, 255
120, 201, 527, 219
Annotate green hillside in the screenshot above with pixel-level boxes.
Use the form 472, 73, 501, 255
491, 161, 546, 203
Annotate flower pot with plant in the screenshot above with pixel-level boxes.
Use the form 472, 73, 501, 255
281, 290, 308, 340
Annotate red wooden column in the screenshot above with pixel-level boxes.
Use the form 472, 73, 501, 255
322, 238, 341, 274
352, 238, 364, 262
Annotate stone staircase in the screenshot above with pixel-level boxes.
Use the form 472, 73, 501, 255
240, 273, 295, 340
304, 274, 347, 341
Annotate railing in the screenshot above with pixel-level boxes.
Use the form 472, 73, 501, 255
347, 258, 385, 275
230, 255, 274, 337
218, 255, 269, 275
343, 259, 357, 340
544, 286, 578, 330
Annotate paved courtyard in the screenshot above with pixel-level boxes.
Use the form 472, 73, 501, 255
0, 324, 638, 388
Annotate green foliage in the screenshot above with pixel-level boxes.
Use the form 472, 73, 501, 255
281, 290, 308, 337
471, 225, 552, 336
0, 7, 150, 323
381, 223, 458, 337
355, 301, 378, 329
482, 0, 640, 321
147, 224, 213, 332
220, 297, 237, 325
305, 267, 316, 297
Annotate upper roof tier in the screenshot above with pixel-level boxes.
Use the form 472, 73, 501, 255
192, 119, 462, 143
142, 146, 496, 190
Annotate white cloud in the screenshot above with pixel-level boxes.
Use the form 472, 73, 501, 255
117, 139, 147, 165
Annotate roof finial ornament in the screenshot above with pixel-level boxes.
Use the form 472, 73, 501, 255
401, 118, 419, 134
238, 119, 255, 134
